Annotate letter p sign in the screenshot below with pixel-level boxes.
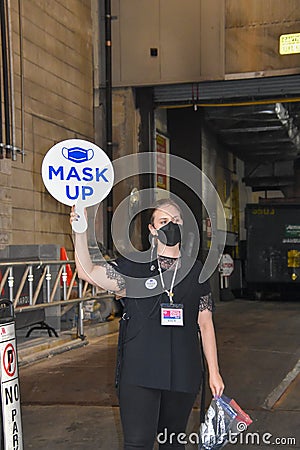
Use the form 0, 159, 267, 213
3, 343, 16, 377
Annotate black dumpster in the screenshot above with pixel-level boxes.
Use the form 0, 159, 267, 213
245, 203, 300, 297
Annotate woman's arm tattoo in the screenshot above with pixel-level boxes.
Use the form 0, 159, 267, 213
104, 263, 126, 291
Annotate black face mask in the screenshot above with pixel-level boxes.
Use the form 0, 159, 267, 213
156, 222, 182, 247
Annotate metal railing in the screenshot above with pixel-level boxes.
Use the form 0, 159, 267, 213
0, 259, 114, 339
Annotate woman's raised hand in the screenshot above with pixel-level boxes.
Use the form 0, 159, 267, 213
70, 206, 87, 227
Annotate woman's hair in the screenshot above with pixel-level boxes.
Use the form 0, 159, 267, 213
149, 198, 183, 225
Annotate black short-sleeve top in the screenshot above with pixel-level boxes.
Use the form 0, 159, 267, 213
111, 251, 213, 394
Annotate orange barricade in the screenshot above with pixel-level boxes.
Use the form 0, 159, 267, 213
60, 247, 75, 287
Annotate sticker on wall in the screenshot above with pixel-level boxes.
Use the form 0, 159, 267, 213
41, 139, 114, 233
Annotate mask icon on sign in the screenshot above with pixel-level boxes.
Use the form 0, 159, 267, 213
62, 147, 94, 163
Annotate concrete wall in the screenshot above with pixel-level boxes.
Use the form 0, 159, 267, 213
201, 127, 238, 236
226, 0, 300, 76
0, 0, 94, 256
112, 0, 225, 86
201, 126, 244, 299
97, 87, 142, 253
112, 0, 300, 86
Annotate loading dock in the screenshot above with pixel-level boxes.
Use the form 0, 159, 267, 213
152, 73, 300, 298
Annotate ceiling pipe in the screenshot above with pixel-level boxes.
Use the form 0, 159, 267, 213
104, 0, 113, 255
7, 0, 17, 161
18, 0, 25, 163
0, 26, 2, 159
0, 0, 11, 158
158, 97, 300, 109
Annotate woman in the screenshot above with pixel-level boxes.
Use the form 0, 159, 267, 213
71, 199, 224, 449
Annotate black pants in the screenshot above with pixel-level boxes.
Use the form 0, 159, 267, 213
119, 381, 197, 450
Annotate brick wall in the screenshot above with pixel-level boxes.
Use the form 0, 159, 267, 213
0, 160, 12, 249
0, 0, 94, 255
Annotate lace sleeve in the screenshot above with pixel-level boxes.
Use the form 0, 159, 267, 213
199, 292, 214, 312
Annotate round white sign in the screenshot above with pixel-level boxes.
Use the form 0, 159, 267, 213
41, 139, 114, 233
145, 278, 158, 290
219, 254, 234, 276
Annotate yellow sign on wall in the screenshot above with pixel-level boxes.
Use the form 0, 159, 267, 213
279, 33, 300, 55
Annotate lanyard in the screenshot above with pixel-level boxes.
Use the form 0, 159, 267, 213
157, 256, 179, 305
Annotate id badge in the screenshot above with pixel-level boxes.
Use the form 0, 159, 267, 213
160, 303, 184, 326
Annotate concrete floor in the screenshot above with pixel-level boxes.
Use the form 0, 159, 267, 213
19, 299, 300, 449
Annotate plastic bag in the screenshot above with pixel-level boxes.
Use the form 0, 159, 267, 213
199, 395, 252, 450
221, 395, 252, 436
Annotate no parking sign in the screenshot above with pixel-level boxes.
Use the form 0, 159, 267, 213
41, 139, 114, 233
0, 321, 23, 450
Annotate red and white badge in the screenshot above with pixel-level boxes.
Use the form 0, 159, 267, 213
160, 303, 184, 326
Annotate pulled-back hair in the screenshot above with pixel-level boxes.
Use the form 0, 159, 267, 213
149, 198, 183, 225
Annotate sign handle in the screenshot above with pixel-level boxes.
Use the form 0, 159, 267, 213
0, 300, 14, 320
72, 206, 88, 234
